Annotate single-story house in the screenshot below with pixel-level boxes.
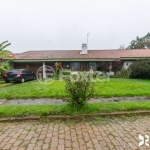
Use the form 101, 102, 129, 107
10, 44, 150, 77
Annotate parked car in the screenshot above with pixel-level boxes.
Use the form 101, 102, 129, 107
3, 69, 36, 83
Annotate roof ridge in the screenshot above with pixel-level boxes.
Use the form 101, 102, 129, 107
22, 49, 150, 53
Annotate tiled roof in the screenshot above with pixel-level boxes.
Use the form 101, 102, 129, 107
14, 49, 150, 60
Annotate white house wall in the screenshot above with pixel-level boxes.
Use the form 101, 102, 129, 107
123, 61, 134, 69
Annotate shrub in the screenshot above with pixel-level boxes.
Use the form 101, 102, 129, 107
129, 59, 150, 79
64, 72, 94, 106
120, 68, 130, 77
113, 68, 130, 78
100, 62, 110, 72
53, 62, 64, 79
91, 72, 99, 78
52, 71, 71, 80
115, 71, 121, 76
0, 61, 10, 78
52, 72, 59, 80
62, 71, 71, 76
54, 62, 63, 72
112, 61, 122, 73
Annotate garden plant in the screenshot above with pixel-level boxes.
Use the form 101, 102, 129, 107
64, 72, 94, 106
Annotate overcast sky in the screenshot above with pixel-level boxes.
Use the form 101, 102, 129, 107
0, 0, 150, 53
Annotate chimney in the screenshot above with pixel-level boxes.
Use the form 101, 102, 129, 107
80, 43, 88, 54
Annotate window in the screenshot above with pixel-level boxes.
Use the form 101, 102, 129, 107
22, 70, 31, 74
71, 62, 80, 71
97, 63, 101, 71
89, 62, 96, 71
63, 62, 70, 69
80, 62, 88, 71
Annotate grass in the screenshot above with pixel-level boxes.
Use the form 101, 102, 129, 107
95, 78, 150, 97
0, 101, 150, 117
0, 80, 14, 88
0, 78, 150, 99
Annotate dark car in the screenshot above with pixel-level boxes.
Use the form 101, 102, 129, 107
3, 69, 36, 83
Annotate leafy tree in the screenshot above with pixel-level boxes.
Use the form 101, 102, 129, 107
0, 61, 10, 76
0, 41, 11, 77
127, 32, 150, 49
144, 32, 150, 48
0, 41, 11, 57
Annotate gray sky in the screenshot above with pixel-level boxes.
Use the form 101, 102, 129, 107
0, 0, 150, 53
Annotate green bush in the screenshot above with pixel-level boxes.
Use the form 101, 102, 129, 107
64, 72, 94, 106
91, 72, 99, 78
112, 61, 122, 73
52, 71, 71, 80
62, 71, 71, 76
120, 68, 130, 77
129, 59, 150, 79
100, 62, 110, 72
115, 71, 121, 76
52, 72, 60, 79
115, 68, 130, 77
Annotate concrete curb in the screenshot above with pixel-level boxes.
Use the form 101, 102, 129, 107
0, 110, 150, 122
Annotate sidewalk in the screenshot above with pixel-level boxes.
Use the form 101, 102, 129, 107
0, 96, 150, 106
0, 116, 149, 150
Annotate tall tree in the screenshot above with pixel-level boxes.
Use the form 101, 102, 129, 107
0, 41, 11, 58
144, 32, 150, 48
0, 41, 11, 77
127, 32, 150, 49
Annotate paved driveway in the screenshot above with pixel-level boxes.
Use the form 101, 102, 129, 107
0, 116, 150, 150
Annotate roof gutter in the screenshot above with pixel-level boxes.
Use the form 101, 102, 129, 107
120, 57, 150, 60
12, 58, 120, 62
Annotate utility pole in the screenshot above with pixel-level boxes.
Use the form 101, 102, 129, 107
87, 33, 90, 49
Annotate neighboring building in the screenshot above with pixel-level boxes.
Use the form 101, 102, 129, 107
11, 44, 150, 76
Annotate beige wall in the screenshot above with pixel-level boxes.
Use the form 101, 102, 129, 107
123, 61, 134, 69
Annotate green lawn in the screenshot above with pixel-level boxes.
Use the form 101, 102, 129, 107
0, 101, 150, 117
0, 80, 14, 88
0, 78, 150, 99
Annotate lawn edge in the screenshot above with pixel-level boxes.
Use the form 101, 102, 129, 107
0, 110, 150, 122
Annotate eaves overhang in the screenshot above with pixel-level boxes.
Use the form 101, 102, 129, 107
12, 58, 120, 62
120, 57, 150, 60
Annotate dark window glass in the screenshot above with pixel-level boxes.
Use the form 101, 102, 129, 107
89, 62, 96, 71
97, 63, 101, 71
22, 70, 27, 73
46, 63, 55, 68
81, 62, 88, 71
71, 62, 80, 71
22, 70, 31, 73
9, 69, 23, 74
63, 62, 70, 69
26, 70, 32, 73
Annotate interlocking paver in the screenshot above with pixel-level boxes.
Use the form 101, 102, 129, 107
0, 116, 150, 149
